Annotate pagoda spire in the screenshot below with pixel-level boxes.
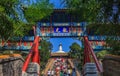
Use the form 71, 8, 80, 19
57, 43, 65, 53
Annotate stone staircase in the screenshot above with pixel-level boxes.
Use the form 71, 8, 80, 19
42, 58, 54, 75
68, 59, 81, 76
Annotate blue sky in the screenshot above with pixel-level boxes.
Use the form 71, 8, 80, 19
49, 38, 82, 52
48, 0, 82, 52
50, 0, 64, 8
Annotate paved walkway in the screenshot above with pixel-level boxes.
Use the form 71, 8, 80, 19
42, 58, 54, 75
42, 58, 81, 76
68, 59, 81, 76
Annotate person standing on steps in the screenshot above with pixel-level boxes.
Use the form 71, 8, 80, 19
51, 69, 55, 76
47, 69, 51, 76
72, 68, 76, 76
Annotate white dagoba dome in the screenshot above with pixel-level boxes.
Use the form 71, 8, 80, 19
56, 43, 65, 53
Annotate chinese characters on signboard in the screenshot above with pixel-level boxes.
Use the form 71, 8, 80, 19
38, 22, 86, 37
54, 27, 69, 33
40, 26, 83, 37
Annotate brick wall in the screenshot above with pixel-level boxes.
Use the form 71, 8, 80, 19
102, 55, 120, 76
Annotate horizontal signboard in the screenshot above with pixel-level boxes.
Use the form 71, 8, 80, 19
39, 26, 84, 37
54, 27, 69, 33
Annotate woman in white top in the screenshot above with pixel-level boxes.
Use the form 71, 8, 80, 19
68, 69, 71, 76
51, 70, 54, 76
47, 70, 51, 76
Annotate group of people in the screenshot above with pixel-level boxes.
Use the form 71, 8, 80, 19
47, 58, 76, 76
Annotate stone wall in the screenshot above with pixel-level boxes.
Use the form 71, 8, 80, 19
102, 55, 120, 76
0, 54, 24, 76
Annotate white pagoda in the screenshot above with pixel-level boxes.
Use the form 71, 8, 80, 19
56, 43, 65, 53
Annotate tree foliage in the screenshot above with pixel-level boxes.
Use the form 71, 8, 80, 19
0, 0, 53, 45
0, 0, 31, 44
22, 0, 53, 24
105, 38, 120, 55
86, 0, 120, 55
69, 42, 82, 58
63, 0, 120, 23
63, 0, 101, 22
88, 23, 120, 36
63, 0, 120, 55
97, 0, 120, 23
0, 0, 19, 19
40, 40, 53, 70
96, 50, 109, 59
69, 42, 83, 70
0, 14, 13, 40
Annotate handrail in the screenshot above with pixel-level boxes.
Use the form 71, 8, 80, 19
83, 36, 103, 72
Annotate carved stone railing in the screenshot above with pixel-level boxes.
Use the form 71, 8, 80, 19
0, 54, 24, 76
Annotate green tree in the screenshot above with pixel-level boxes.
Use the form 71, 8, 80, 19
0, 0, 30, 50
63, 0, 120, 23
63, 0, 120, 55
96, 50, 109, 59
96, 0, 120, 23
87, 0, 120, 55
69, 42, 82, 58
62, 0, 101, 22
0, 0, 53, 47
40, 40, 53, 70
69, 42, 83, 70
0, 0, 19, 40
105, 38, 120, 55
22, 0, 53, 24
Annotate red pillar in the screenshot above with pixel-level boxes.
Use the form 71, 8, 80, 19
86, 46, 91, 63
31, 36, 40, 76
84, 40, 91, 65
22, 36, 39, 72
84, 36, 103, 72
22, 51, 33, 72
32, 41, 39, 63
83, 45, 86, 65
31, 36, 39, 63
